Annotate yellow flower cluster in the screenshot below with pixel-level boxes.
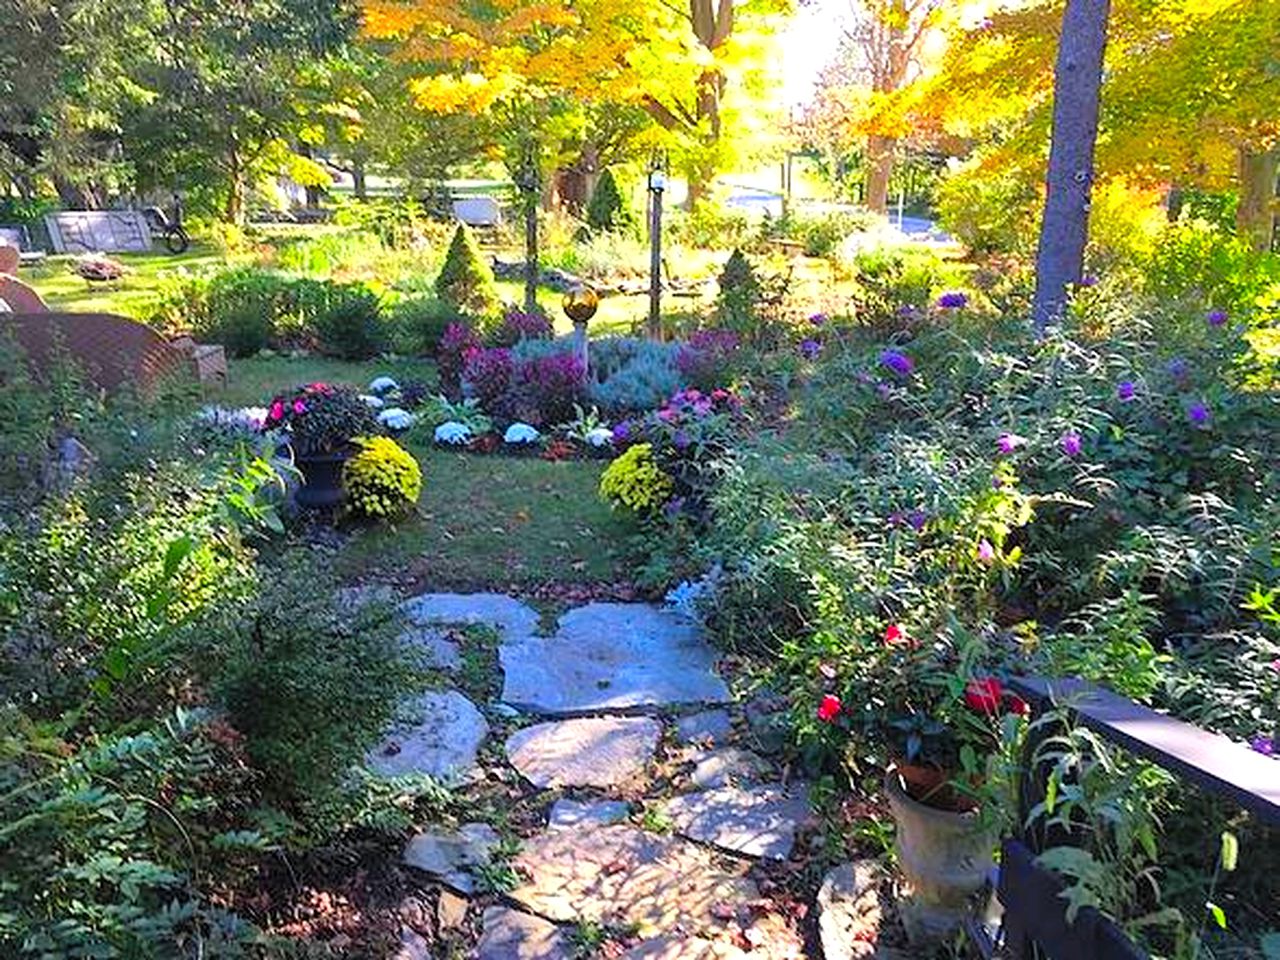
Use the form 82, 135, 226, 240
343, 436, 423, 520
598, 443, 673, 515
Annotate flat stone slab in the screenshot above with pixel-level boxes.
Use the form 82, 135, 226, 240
548, 798, 631, 829
506, 717, 660, 789
508, 824, 757, 935
368, 690, 488, 783
476, 907, 573, 960
818, 861, 895, 960
664, 784, 810, 860
401, 625, 462, 671
690, 748, 773, 789
620, 937, 746, 960
402, 822, 498, 894
675, 709, 735, 746
500, 603, 730, 713
401, 592, 540, 638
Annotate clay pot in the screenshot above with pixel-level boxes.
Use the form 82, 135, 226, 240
885, 769, 995, 944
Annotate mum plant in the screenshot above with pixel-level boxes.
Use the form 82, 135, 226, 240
342, 436, 422, 519
599, 443, 674, 516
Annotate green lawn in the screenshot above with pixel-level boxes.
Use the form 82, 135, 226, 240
215, 355, 439, 407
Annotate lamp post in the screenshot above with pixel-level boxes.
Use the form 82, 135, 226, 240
515, 148, 540, 315
563, 284, 599, 375
646, 157, 667, 340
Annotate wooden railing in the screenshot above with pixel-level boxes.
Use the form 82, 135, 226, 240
968, 676, 1280, 960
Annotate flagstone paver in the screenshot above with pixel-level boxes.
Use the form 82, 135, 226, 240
400, 625, 462, 671
506, 716, 660, 789
368, 690, 488, 783
619, 936, 747, 960
547, 798, 632, 829
401, 592, 540, 639
402, 822, 499, 894
674, 708, 735, 745
688, 747, 773, 789
500, 603, 731, 713
507, 824, 757, 934
475, 907, 573, 960
663, 784, 811, 859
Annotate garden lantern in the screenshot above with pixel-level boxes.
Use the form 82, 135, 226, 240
646, 155, 667, 339
563, 284, 599, 374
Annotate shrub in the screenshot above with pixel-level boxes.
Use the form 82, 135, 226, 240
599, 443, 673, 515
392, 295, 459, 355
715, 249, 763, 340
514, 352, 587, 426
935, 161, 1039, 256
435, 223, 500, 320
197, 267, 293, 356
586, 169, 632, 233
342, 436, 423, 519
438, 322, 481, 399
1143, 218, 1280, 318
462, 347, 514, 415
265, 383, 379, 455
676, 329, 741, 390
493, 306, 554, 347
671, 203, 753, 250
307, 282, 388, 359
588, 337, 682, 413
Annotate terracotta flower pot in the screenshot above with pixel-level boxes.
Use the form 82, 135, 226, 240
295, 448, 351, 509
885, 769, 996, 944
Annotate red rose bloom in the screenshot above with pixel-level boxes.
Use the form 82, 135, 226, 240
817, 695, 842, 723
964, 677, 1003, 715
1006, 694, 1030, 716
884, 623, 907, 646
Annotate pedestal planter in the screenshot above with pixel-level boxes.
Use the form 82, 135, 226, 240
295, 449, 351, 509
885, 769, 995, 944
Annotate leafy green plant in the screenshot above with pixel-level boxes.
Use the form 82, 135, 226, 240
343, 435, 423, 519
715, 248, 763, 340
305, 281, 389, 360
435, 223, 500, 321
586, 168, 632, 234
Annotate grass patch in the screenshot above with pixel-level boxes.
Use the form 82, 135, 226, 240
217, 355, 438, 407
24, 245, 236, 316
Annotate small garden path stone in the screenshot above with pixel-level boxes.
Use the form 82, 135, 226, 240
368, 690, 488, 783
401, 822, 498, 894
817, 861, 898, 960
663, 784, 810, 859
400, 591, 540, 639
619, 936, 747, 959
674, 708, 735, 746
547, 798, 631, 829
688, 747, 773, 789
476, 907, 573, 960
499, 603, 730, 713
505, 716, 660, 789
400, 625, 461, 672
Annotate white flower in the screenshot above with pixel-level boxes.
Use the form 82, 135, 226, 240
360, 394, 385, 409
435, 421, 471, 445
369, 376, 399, 394
585, 427, 614, 448
196, 405, 267, 433
378, 407, 415, 430
504, 423, 540, 444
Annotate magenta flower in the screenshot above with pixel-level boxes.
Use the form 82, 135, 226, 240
1207, 309, 1228, 327
809, 312, 828, 327
292, 399, 307, 415
977, 539, 996, 563
880, 349, 914, 378
1249, 736, 1275, 757
1060, 431, 1083, 457
1116, 381, 1137, 403
1187, 401, 1210, 426
997, 432, 1026, 455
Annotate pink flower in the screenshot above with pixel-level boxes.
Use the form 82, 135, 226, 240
965, 677, 1003, 715
817, 695, 842, 723
977, 539, 996, 563
268, 399, 285, 422
1060, 431, 1083, 457
884, 623, 908, 646
997, 433, 1025, 454
1006, 694, 1030, 716
293, 399, 307, 415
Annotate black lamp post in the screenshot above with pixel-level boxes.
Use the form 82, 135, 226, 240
646, 154, 667, 339
515, 150, 540, 315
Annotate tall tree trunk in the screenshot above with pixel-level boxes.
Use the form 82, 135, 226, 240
225, 152, 246, 224
1237, 147, 1278, 252
865, 135, 895, 215
554, 143, 599, 212
352, 157, 367, 201
1032, 0, 1112, 333
523, 186, 539, 313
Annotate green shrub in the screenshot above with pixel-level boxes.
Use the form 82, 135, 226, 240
306, 282, 389, 359
715, 249, 763, 339
765, 209, 875, 258
435, 223, 500, 320
586, 168, 632, 233
935, 161, 1039, 256
587, 336, 682, 413
393, 294, 460, 354
1143, 218, 1280, 319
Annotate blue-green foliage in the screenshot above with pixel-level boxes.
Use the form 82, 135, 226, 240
587, 337, 682, 413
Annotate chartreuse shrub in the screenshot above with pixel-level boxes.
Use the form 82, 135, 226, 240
342, 436, 423, 519
599, 443, 673, 515
435, 223, 500, 321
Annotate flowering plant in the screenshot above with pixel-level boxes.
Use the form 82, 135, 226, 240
342, 436, 422, 519
599, 443, 674, 515
264, 383, 379, 455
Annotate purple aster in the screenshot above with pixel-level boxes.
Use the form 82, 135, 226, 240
1116, 381, 1137, 403
1060, 431, 1083, 457
1187, 401, 1210, 426
673, 429, 690, 450
1207, 309, 1228, 327
876, 382, 893, 400
937, 291, 968, 309
1249, 735, 1275, 757
977, 539, 996, 563
907, 509, 927, 532
1079, 274, 1098, 288
799, 338, 822, 360
880, 349, 914, 378
1166, 357, 1190, 383
809, 312, 828, 328
997, 432, 1026, 455
612, 421, 632, 443
887, 511, 905, 528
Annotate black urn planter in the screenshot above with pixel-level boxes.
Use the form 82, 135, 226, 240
295, 448, 351, 510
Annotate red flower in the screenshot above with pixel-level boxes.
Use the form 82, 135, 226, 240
817, 695, 842, 723
1006, 694, 1030, 716
964, 677, 1003, 715
884, 623, 907, 646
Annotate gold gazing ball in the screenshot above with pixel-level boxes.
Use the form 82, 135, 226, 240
563, 285, 599, 324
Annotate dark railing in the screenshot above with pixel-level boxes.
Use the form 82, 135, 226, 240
971, 675, 1280, 960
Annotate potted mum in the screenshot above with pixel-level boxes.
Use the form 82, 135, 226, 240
265, 383, 379, 508
816, 624, 1027, 943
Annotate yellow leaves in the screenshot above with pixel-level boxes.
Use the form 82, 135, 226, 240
410, 72, 513, 113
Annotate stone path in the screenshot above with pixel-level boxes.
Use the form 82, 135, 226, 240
363, 590, 812, 959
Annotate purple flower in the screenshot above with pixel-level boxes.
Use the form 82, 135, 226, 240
1187, 401, 1210, 426
612, 421, 632, 444
1166, 357, 1190, 384
1249, 735, 1275, 757
1079, 274, 1098, 288
937, 291, 968, 309
908, 509, 927, 532
876, 382, 893, 400
809, 312, 828, 328
673, 429, 690, 450
1060, 431, 1083, 457
880, 349, 914, 378
977, 539, 996, 563
1207, 309, 1228, 328
1116, 381, 1137, 403
887, 511, 905, 528
663, 496, 686, 520
799, 338, 822, 360
997, 432, 1026, 455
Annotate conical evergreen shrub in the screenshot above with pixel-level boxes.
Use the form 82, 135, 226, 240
435, 223, 500, 320
586, 169, 631, 233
